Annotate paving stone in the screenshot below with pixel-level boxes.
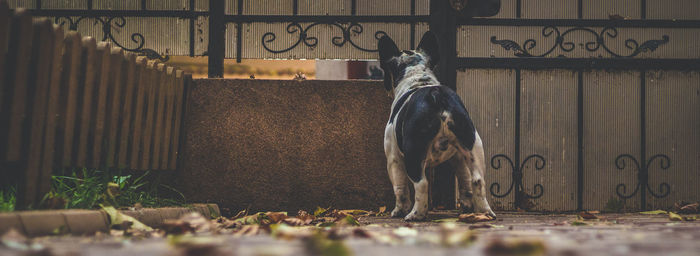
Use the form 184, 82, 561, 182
0, 213, 26, 235
17, 211, 67, 237
62, 210, 109, 235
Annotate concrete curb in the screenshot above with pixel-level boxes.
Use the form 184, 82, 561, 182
0, 204, 220, 237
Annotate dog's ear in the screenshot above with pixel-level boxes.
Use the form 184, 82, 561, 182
378, 35, 400, 91
417, 31, 440, 67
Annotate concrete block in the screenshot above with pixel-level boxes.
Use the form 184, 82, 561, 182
62, 210, 109, 235
18, 211, 67, 236
0, 213, 26, 235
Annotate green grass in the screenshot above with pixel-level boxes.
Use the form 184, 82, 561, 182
0, 187, 16, 212
47, 168, 186, 210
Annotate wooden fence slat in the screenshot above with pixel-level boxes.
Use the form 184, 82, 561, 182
104, 47, 124, 168
58, 31, 83, 168
37, 24, 65, 205
91, 42, 111, 168
129, 57, 148, 169
168, 71, 186, 170
75, 37, 97, 167
0, 0, 10, 114
150, 63, 167, 170
22, 19, 55, 207
3, 10, 33, 162
159, 67, 176, 169
117, 53, 137, 169
140, 61, 159, 170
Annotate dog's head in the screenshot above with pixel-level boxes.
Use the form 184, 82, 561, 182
378, 31, 440, 94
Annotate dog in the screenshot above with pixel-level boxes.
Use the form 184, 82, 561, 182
378, 31, 495, 221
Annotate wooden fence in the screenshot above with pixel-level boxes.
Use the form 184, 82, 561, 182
0, 1, 191, 208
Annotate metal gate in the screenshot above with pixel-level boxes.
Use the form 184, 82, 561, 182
10, 0, 700, 211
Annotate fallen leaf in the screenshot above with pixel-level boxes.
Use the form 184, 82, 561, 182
265, 212, 288, 224
314, 206, 330, 217
283, 217, 311, 226
579, 211, 598, 220
484, 238, 546, 256
102, 205, 153, 232
570, 220, 588, 226
232, 212, 264, 225
378, 206, 387, 215
679, 203, 699, 214
336, 215, 360, 226
297, 210, 316, 223
339, 209, 370, 217
458, 213, 495, 223
233, 225, 261, 237
433, 218, 459, 223
668, 212, 683, 221
304, 231, 352, 256
639, 210, 667, 215
161, 220, 195, 235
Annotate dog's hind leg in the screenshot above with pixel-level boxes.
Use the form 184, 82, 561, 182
387, 160, 412, 218
404, 172, 429, 221
450, 154, 474, 213
466, 132, 496, 218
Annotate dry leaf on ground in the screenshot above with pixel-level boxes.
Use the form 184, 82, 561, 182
458, 213, 495, 223
579, 211, 598, 220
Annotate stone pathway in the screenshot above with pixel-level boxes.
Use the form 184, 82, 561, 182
2, 212, 699, 256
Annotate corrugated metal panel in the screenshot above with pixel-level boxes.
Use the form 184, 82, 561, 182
582, 71, 642, 211
298, 0, 351, 15
243, 0, 293, 15
225, 22, 237, 59
582, 0, 641, 19
356, 0, 410, 16
54, 17, 190, 56
520, 70, 578, 211
456, 69, 516, 211
415, 0, 430, 15
93, 0, 139, 10
457, 26, 700, 59
195, 0, 208, 11
491, 0, 516, 19
238, 22, 410, 60
194, 16, 208, 55
6, 0, 34, 8
43, 0, 87, 9
225, 0, 237, 14
647, 0, 700, 20
645, 71, 700, 209
146, 0, 188, 10
522, 0, 577, 19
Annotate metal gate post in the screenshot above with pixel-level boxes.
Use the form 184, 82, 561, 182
208, 0, 225, 78
428, 0, 459, 210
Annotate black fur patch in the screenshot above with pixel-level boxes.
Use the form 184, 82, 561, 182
394, 86, 476, 183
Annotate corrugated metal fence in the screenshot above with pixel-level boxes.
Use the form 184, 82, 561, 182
0, 1, 191, 208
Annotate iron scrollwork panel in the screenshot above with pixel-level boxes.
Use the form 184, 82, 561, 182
261, 22, 388, 54
491, 26, 669, 58
489, 154, 546, 200
614, 154, 672, 199
55, 16, 170, 61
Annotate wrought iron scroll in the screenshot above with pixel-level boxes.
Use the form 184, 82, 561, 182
54, 16, 169, 61
261, 22, 387, 54
614, 154, 671, 199
489, 154, 546, 199
491, 26, 669, 58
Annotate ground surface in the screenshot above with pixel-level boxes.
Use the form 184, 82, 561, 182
2, 212, 699, 256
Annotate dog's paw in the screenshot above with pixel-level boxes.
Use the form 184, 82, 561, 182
391, 207, 408, 218
403, 211, 427, 221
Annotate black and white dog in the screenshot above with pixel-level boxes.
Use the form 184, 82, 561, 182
378, 31, 495, 221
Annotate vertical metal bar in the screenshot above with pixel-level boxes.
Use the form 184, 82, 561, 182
640, 70, 647, 210
141, 0, 146, 10
236, 0, 243, 63
516, 0, 521, 18
577, 0, 583, 19
351, 0, 356, 15
35, 0, 40, 9
293, 0, 298, 15
208, 0, 225, 77
189, 0, 195, 57
577, 71, 584, 211
641, 0, 646, 19
87, 0, 93, 10
410, 0, 415, 49
514, 68, 522, 207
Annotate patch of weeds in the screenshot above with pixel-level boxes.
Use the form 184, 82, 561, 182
0, 187, 16, 212
604, 197, 625, 213
46, 168, 186, 210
